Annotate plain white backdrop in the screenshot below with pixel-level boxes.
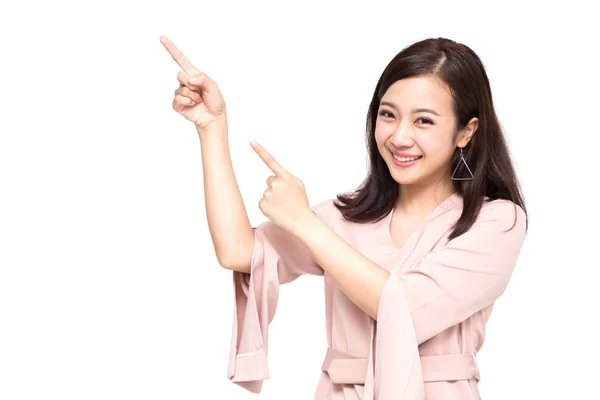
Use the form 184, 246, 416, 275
1, 1, 598, 399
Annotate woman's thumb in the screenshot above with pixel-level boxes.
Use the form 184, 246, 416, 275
189, 73, 216, 94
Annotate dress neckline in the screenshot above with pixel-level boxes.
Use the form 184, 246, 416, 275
381, 192, 463, 254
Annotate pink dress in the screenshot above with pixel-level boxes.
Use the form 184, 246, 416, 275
226, 192, 527, 400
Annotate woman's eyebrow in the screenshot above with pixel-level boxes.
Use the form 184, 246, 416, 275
380, 101, 441, 116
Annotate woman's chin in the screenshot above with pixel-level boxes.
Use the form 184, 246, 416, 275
389, 171, 421, 185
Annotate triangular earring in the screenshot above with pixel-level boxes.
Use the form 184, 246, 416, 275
451, 147, 474, 181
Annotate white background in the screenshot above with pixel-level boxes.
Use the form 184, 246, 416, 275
1, 1, 598, 399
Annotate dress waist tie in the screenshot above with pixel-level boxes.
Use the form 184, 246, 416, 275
321, 347, 480, 385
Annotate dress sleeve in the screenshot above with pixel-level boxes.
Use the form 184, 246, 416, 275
369, 199, 527, 399
226, 199, 332, 393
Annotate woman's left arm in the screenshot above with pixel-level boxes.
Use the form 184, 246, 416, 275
295, 199, 527, 334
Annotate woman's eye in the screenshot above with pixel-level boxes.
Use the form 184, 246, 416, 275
417, 117, 433, 125
378, 111, 433, 125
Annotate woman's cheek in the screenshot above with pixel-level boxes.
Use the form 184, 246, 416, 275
415, 134, 440, 157
374, 126, 387, 142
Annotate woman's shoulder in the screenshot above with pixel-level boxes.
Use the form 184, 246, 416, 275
310, 198, 339, 221
480, 196, 524, 214
478, 196, 527, 231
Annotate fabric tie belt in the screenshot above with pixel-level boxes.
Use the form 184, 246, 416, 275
321, 347, 480, 385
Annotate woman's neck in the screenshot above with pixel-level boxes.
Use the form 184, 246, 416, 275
396, 182, 456, 217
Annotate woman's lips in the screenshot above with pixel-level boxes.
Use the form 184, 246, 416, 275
391, 152, 422, 167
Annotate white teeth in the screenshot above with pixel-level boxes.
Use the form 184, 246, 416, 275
393, 154, 421, 162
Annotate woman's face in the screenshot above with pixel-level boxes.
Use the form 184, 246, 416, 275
375, 75, 473, 188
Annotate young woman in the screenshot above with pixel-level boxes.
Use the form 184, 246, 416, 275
161, 36, 528, 400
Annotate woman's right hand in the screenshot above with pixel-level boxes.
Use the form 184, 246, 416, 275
160, 36, 227, 131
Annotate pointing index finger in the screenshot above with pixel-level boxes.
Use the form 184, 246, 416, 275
251, 141, 289, 177
160, 36, 200, 75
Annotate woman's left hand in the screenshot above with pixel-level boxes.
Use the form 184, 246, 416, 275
250, 140, 314, 235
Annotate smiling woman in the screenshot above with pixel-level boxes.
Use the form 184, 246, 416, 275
166, 35, 529, 400
373, 74, 477, 198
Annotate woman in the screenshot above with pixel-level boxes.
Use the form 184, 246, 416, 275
160, 36, 528, 400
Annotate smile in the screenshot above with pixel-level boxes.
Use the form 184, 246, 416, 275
393, 154, 422, 162
391, 152, 422, 167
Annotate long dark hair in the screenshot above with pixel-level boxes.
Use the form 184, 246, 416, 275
334, 37, 528, 240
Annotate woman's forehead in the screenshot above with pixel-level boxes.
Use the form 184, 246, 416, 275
382, 76, 452, 115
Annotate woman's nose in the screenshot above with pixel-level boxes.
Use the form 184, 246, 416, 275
390, 125, 414, 146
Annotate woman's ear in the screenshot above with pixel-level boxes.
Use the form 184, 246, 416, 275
456, 117, 478, 148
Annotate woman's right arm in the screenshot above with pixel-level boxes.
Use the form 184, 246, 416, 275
197, 120, 253, 273
160, 35, 252, 273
